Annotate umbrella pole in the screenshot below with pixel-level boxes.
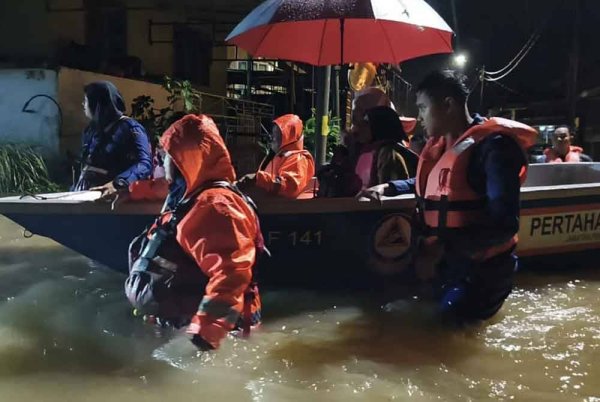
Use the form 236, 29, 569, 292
340, 18, 345, 65
315, 66, 332, 167
334, 66, 341, 119
334, 19, 344, 121
314, 18, 344, 166
246, 55, 253, 99
290, 63, 296, 113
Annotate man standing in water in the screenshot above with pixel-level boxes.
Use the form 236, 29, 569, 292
362, 70, 537, 323
126, 115, 263, 350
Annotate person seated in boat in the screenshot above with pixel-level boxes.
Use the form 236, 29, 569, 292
237, 114, 315, 199
317, 87, 417, 197
544, 126, 592, 163
358, 105, 419, 189
125, 114, 264, 351
360, 70, 537, 324
72, 81, 153, 197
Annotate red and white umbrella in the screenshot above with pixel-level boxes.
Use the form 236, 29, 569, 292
226, 0, 454, 66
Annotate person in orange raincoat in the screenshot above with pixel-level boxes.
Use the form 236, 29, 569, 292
125, 114, 264, 351
237, 114, 315, 198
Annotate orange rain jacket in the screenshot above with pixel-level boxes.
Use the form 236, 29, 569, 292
256, 114, 315, 198
155, 115, 261, 349
128, 177, 169, 201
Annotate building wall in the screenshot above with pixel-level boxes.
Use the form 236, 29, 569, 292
0, 69, 60, 158
47, 2, 86, 50
0, 65, 267, 182
0, 0, 227, 94
128, 9, 176, 79
0, 70, 61, 168
0, 66, 173, 160
126, 8, 228, 95
58, 67, 171, 155
0, 0, 52, 61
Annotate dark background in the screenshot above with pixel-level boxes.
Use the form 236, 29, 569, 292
399, 0, 599, 115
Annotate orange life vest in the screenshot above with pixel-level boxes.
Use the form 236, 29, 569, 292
415, 117, 537, 261
544, 146, 583, 163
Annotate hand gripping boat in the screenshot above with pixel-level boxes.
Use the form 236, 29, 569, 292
1, 163, 599, 289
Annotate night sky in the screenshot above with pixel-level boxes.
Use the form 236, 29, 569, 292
400, 0, 600, 112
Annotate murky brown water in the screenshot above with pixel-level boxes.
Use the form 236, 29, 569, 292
0, 216, 599, 401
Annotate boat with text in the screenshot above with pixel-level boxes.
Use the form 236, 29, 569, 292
0, 163, 599, 288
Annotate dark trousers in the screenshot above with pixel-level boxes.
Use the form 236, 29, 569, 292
435, 250, 518, 323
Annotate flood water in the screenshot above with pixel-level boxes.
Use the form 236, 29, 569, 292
0, 216, 599, 401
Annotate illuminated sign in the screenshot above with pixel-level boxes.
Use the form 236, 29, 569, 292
530, 212, 600, 237
518, 208, 600, 254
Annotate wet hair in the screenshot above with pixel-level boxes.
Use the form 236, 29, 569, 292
554, 125, 571, 134
416, 70, 470, 105
365, 106, 408, 143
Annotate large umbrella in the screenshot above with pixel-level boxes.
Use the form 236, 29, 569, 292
226, 0, 454, 66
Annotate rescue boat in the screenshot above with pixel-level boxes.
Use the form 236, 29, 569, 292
0, 162, 599, 288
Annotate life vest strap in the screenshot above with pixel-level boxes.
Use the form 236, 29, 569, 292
421, 198, 487, 212
81, 165, 109, 175
242, 282, 259, 338
438, 195, 448, 234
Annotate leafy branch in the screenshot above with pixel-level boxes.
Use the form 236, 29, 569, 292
131, 76, 202, 144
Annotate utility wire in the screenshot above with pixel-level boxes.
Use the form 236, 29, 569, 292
483, 0, 564, 82
484, 32, 540, 77
483, 34, 541, 82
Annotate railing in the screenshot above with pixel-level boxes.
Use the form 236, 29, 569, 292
196, 91, 274, 137
194, 91, 274, 175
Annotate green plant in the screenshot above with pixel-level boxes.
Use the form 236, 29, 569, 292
0, 144, 60, 195
163, 76, 202, 113
131, 76, 202, 143
303, 108, 342, 161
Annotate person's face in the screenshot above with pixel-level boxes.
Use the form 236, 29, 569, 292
271, 125, 283, 152
552, 128, 572, 156
164, 153, 176, 184
416, 91, 448, 139
83, 95, 92, 120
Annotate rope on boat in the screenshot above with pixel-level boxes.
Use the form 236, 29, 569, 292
23, 229, 34, 239
19, 193, 86, 201
19, 193, 48, 200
